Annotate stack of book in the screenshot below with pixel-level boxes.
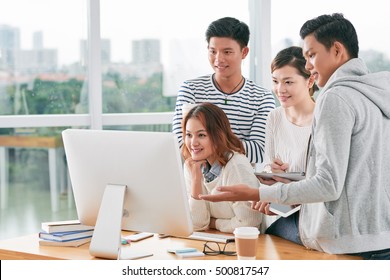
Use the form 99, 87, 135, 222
39, 219, 94, 247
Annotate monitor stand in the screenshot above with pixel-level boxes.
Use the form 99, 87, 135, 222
89, 184, 153, 260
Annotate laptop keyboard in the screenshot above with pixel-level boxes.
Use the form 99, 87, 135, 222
186, 231, 235, 243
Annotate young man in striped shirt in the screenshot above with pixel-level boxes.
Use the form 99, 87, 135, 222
172, 17, 275, 164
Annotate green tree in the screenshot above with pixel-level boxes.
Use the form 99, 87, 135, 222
103, 71, 175, 113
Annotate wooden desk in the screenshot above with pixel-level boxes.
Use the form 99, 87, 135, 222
0, 135, 68, 212
0, 232, 362, 260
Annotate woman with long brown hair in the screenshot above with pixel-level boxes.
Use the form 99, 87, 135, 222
182, 102, 262, 233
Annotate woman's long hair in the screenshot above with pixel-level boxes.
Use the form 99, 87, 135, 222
181, 102, 244, 166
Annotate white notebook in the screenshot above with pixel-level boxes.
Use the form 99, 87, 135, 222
185, 231, 235, 243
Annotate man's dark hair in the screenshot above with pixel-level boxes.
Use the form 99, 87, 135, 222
205, 17, 250, 49
299, 13, 359, 58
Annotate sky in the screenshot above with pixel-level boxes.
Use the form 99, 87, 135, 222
1, 0, 389, 66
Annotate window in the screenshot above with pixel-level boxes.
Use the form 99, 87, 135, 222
271, 0, 390, 72
98, 0, 249, 116
0, 0, 250, 240
0, 0, 87, 118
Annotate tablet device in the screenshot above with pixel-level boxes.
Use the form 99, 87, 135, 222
269, 203, 301, 218
255, 172, 305, 181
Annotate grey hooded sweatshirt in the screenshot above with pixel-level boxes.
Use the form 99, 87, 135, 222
260, 58, 390, 254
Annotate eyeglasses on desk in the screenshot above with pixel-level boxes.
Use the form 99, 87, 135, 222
202, 241, 237, 256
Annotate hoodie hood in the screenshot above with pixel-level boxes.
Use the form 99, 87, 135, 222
322, 58, 390, 118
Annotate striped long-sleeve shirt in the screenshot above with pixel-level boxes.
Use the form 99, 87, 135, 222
172, 74, 275, 163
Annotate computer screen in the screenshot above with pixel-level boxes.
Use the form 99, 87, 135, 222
62, 129, 193, 258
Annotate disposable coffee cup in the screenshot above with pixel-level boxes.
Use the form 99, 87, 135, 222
181, 103, 197, 118
233, 227, 259, 260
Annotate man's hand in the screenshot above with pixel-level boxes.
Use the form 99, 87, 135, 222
199, 184, 259, 202
251, 201, 277, 215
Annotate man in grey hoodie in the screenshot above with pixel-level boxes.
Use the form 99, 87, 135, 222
200, 13, 390, 259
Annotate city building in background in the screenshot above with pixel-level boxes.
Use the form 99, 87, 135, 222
80, 38, 111, 66
0, 25, 21, 72
0, 26, 57, 74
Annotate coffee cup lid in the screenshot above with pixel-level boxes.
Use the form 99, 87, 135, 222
233, 227, 260, 237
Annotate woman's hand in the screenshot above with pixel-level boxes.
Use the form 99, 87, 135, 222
271, 158, 289, 173
256, 176, 277, 185
256, 174, 293, 185
185, 158, 206, 199
185, 158, 206, 178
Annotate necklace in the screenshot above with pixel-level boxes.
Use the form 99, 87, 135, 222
213, 74, 244, 105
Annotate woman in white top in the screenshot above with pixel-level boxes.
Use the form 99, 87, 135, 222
258, 46, 317, 241
263, 46, 316, 173
182, 102, 262, 233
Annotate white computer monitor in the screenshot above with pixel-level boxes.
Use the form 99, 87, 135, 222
62, 128, 193, 259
